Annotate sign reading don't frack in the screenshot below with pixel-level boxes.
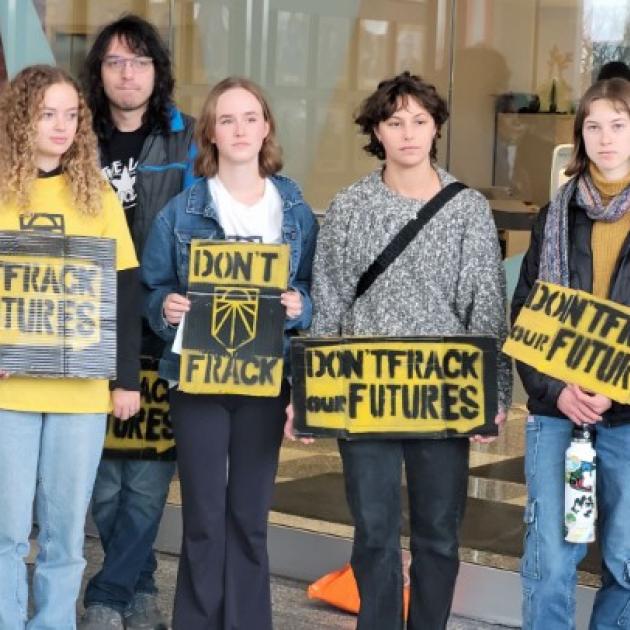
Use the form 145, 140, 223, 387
291, 336, 498, 438
504, 280, 630, 403
179, 240, 289, 396
0, 230, 116, 378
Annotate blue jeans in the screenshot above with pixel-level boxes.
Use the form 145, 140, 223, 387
339, 437, 470, 630
0, 410, 106, 630
84, 458, 176, 613
522, 415, 630, 630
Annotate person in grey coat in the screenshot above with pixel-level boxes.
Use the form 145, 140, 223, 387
292, 72, 512, 630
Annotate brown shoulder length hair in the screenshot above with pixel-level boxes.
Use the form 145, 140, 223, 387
565, 78, 630, 177
355, 71, 449, 161
0, 64, 104, 215
194, 77, 283, 178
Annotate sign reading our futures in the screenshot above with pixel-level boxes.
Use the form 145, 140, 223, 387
104, 356, 175, 461
504, 280, 630, 404
0, 230, 116, 378
291, 336, 498, 438
179, 240, 289, 396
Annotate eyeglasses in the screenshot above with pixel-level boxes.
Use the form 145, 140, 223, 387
102, 56, 153, 72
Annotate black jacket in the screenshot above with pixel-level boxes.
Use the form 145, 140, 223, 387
102, 107, 196, 386
100, 107, 196, 261
511, 198, 630, 425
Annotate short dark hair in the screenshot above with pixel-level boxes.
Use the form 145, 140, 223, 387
597, 61, 630, 82
565, 78, 630, 177
355, 72, 449, 161
81, 14, 174, 140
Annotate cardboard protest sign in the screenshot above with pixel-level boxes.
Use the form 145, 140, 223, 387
291, 336, 498, 438
104, 356, 175, 461
0, 230, 116, 378
504, 280, 630, 404
179, 240, 289, 396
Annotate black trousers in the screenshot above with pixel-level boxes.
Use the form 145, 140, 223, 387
170, 382, 289, 630
338, 437, 470, 630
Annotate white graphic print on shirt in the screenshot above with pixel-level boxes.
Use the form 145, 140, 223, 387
103, 158, 138, 211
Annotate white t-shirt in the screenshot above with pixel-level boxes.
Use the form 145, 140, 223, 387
208, 176, 283, 244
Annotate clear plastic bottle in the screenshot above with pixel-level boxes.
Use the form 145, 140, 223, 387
564, 425, 597, 543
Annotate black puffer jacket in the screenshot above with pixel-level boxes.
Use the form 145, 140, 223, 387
511, 198, 630, 425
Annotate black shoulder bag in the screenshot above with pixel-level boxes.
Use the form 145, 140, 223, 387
354, 181, 467, 300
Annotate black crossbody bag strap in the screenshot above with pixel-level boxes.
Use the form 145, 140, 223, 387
354, 181, 467, 301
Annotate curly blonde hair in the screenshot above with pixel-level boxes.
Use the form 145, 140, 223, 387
195, 77, 283, 178
0, 64, 105, 215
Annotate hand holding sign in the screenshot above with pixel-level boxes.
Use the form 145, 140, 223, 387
284, 402, 315, 444
469, 408, 507, 444
281, 290, 303, 319
557, 384, 611, 425
112, 388, 141, 420
163, 293, 190, 325
0, 370, 9, 379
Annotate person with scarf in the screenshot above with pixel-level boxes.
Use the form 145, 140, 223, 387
512, 77, 630, 630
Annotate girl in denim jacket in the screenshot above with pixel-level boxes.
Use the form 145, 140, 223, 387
141, 77, 317, 630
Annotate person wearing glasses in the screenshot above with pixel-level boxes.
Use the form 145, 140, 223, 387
79, 15, 196, 630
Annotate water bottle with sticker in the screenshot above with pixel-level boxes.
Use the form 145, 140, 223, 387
564, 425, 596, 543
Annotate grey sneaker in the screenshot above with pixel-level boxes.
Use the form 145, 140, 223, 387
124, 593, 168, 630
78, 605, 125, 630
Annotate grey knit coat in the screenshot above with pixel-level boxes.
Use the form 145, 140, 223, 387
310, 166, 512, 411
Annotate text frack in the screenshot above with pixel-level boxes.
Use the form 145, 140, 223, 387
179, 241, 289, 396
291, 337, 498, 439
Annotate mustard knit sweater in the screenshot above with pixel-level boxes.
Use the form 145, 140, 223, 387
589, 164, 630, 297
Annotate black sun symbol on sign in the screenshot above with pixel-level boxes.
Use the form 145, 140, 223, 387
211, 287, 260, 352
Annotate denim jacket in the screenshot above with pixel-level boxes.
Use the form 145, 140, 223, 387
141, 175, 319, 382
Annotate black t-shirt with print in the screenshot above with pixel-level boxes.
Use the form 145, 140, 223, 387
101, 126, 149, 230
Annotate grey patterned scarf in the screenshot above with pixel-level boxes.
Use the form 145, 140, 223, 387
539, 172, 630, 286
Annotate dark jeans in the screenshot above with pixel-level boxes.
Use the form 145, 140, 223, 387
84, 458, 176, 613
339, 437, 470, 630
170, 382, 289, 630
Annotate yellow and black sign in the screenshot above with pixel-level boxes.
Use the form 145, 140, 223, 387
179, 240, 289, 396
0, 230, 116, 377
291, 336, 498, 438
104, 356, 175, 461
504, 280, 630, 403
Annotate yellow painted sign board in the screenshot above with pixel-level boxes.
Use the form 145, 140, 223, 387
0, 230, 116, 378
104, 357, 175, 461
179, 241, 289, 396
504, 280, 630, 403
291, 336, 498, 438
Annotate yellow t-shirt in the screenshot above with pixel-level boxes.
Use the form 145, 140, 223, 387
0, 175, 138, 413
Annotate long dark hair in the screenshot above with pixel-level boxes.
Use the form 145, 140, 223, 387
81, 14, 174, 140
